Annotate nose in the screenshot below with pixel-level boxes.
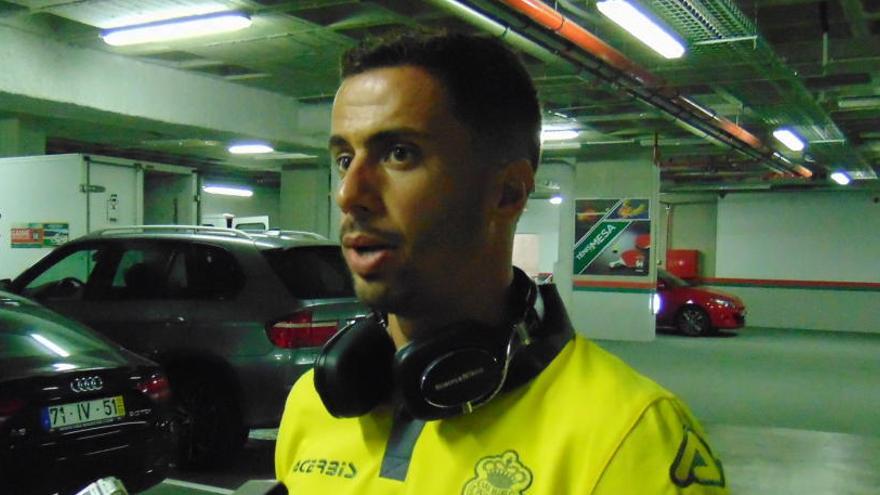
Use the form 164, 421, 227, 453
336, 154, 383, 216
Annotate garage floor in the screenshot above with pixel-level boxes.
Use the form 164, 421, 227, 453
141, 327, 880, 494
598, 327, 880, 494
597, 327, 880, 436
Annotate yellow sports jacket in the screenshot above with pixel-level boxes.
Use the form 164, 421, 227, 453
276, 335, 728, 494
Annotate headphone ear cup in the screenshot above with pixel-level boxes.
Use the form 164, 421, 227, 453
314, 315, 396, 418
393, 321, 506, 420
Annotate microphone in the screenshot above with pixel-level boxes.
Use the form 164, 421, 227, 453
74, 477, 287, 495
74, 478, 128, 495
232, 480, 288, 495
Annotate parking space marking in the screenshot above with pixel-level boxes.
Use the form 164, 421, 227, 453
162, 479, 235, 494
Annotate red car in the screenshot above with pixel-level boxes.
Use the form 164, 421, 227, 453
656, 269, 746, 336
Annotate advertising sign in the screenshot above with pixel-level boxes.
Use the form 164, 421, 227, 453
11, 223, 69, 249
574, 199, 651, 276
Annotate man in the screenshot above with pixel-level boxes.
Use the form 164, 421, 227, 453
275, 31, 728, 494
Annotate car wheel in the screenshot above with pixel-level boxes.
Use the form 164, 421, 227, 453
170, 373, 247, 469
676, 306, 713, 337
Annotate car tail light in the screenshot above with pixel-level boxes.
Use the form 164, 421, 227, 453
137, 373, 171, 403
268, 310, 339, 349
0, 397, 25, 424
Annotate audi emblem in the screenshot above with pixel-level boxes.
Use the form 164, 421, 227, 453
70, 376, 103, 393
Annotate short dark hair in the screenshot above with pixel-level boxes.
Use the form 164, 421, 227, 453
341, 30, 542, 170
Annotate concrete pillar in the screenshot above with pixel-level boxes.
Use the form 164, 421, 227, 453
567, 151, 660, 341
547, 161, 576, 310
0, 118, 46, 156
280, 162, 331, 238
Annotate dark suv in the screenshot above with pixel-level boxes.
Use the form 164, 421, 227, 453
7, 226, 366, 467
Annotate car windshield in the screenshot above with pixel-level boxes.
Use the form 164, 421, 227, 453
660, 270, 690, 288
262, 245, 355, 299
0, 306, 116, 360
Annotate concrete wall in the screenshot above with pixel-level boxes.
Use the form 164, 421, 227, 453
0, 155, 84, 279
201, 182, 281, 228
280, 164, 331, 237
0, 154, 141, 279
0, 118, 45, 156
660, 193, 718, 277
711, 190, 880, 333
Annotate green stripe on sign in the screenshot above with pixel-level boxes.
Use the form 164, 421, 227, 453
574, 220, 630, 274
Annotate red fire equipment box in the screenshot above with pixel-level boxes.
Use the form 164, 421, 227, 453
666, 249, 700, 279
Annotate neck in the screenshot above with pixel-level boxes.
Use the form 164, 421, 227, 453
386, 266, 515, 349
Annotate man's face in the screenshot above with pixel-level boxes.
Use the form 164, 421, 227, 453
330, 65, 496, 317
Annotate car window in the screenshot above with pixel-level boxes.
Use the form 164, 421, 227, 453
262, 246, 354, 299
0, 307, 116, 360
108, 243, 177, 300
184, 244, 243, 300
22, 248, 103, 301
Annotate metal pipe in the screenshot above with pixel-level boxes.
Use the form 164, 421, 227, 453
693, 35, 757, 46
425, 0, 563, 64
497, 0, 659, 85
489, 0, 812, 178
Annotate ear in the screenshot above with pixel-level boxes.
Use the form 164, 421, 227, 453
495, 158, 534, 217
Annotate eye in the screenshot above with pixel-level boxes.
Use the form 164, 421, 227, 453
335, 154, 353, 173
383, 144, 418, 166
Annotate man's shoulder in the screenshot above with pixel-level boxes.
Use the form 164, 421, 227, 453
550, 335, 676, 404
285, 369, 324, 412
529, 335, 691, 450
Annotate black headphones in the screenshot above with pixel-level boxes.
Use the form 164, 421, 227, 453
313, 267, 574, 421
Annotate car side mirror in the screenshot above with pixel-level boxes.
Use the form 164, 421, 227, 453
0, 279, 11, 292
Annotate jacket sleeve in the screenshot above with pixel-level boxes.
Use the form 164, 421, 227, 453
591, 397, 729, 495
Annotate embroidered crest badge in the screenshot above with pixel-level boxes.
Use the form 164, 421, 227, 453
462, 450, 533, 495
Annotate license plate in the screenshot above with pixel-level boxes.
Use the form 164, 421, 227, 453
41, 396, 126, 432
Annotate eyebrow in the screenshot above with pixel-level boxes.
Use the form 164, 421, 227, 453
328, 128, 432, 150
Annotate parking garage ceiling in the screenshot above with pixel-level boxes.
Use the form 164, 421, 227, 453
0, 0, 877, 192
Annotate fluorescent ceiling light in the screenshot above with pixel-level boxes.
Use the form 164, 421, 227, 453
837, 96, 880, 109
549, 195, 564, 205
102, 5, 229, 29
541, 129, 580, 141
203, 186, 253, 197
772, 129, 806, 152
228, 143, 274, 155
597, 0, 685, 59
830, 171, 851, 185
101, 12, 252, 47
542, 142, 581, 151
252, 152, 317, 161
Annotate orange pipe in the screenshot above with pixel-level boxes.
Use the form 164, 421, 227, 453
496, 0, 813, 178
500, 0, 659, 86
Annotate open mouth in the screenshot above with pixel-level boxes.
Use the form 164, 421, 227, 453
354, 245, 392, 254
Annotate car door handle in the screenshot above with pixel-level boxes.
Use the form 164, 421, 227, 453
165, 316, 186, 325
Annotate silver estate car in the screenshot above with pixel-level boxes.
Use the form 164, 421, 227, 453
7, 226, 366, 468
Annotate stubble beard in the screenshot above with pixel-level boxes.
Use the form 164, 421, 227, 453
352, 238, 486, 320
351, 266, 425, 316
347, 189, 490, 318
